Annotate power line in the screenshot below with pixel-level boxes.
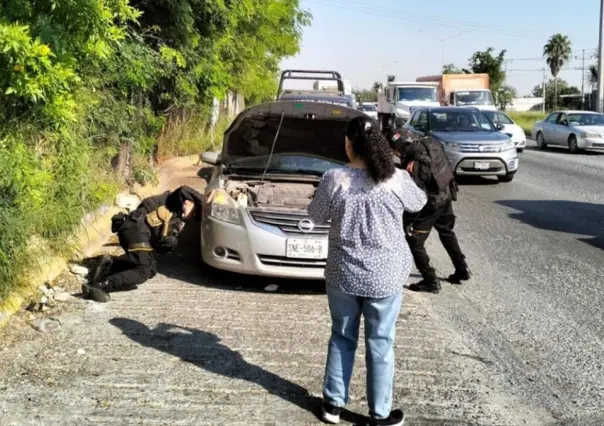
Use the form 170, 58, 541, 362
305, 0, 595, 43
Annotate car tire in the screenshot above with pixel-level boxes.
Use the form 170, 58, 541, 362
498, 172, 515, 183
568, 134, 580, 154
536, 132, 547, 149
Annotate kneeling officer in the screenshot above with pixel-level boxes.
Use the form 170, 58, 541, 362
82, 186, 203, 303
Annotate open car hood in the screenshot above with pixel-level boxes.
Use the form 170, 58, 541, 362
221, 101, 367, 166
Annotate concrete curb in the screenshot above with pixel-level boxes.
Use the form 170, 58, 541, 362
0, 156, 198, 328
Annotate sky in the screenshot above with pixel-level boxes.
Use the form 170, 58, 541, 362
280, 0, 600, 96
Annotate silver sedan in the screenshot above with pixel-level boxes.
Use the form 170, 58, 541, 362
531, 110, 604, 153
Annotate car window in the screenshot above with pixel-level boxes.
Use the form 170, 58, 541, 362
546, 113, 560, 123
410, 111, 421, 126
557, 114, 568, 125
567, 113, 604, 126
416, 112, 428, 128
485, 111, 513, 125
429, 110, 495, 132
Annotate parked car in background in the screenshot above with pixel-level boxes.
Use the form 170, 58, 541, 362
531, 110, 604, 153
200, 101, 366, 279
402, 107, 518, 182
358, 103, 378, 120
483, 110, 527, 152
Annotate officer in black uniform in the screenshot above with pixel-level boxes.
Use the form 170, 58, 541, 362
397, 136, 471, 293
83, 186, 204, 302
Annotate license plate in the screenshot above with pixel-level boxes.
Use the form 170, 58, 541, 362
285, 239, 328, 259
474, 161, 490, 170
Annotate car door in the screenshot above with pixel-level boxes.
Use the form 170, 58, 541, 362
540, 112, 559, 142
403, 110, 426, 140
553, 113, 570, 145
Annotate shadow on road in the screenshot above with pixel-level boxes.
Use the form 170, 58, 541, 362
108, 319, 351, 423
158, 219, 327, 295
496, 199, 604, 251
525, 146, 604, 156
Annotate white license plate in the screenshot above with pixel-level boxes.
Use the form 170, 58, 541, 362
285, 239, 328, 259
474, 161, 490, 170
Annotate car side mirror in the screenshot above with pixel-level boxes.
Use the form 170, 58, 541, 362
496, 123, 505, 131
201, 152, 220, 165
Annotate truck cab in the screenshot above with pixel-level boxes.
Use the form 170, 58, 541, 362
448, 89, 496, 111
377, 82, 440, 132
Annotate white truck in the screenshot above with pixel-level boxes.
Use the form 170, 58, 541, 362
416, 73, 496, 111
377, 81, 441, 132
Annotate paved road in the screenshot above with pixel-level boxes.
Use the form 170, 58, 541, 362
1, 145, 603, 425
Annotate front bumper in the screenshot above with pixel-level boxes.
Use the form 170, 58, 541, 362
446, 149, 519, 176
201, 210, 326, 280
579, 137, 604, 149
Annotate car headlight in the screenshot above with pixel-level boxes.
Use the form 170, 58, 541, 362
395, 108, 410, 117
498, 141, 516, 152
443, 142, 462, 151
209, 189, 241, 224
579, 132, 599, 138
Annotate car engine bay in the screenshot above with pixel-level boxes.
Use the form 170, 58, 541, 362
224, 179, 318, 209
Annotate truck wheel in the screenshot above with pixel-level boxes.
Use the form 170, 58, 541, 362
498, 172, 515, 183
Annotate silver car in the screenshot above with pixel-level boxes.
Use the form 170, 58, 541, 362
531, 110, 604, 153
402, 107, 519, 182
200, 101, 365, 279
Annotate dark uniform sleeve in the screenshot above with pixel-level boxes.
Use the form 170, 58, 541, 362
136, 191, 171, 215
165, 186, 204, 220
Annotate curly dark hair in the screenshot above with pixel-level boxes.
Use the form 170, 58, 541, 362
345, 116, 395, 183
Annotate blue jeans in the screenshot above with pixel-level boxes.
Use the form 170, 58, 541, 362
323, 285, 402, 419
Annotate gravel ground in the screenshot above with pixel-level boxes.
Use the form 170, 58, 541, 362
1, 144, 603, 426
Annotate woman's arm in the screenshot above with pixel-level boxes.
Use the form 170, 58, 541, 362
400, 170, 427, 213
307, 170, 335, 224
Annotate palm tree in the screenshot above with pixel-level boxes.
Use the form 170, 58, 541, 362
543, 34, 572, 109
589, 64, 598, 89
372, 81, 383, 92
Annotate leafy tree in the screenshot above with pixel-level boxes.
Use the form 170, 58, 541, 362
532, 78, 580, 110
354, 89, 378, 103
442, 63, 461, 74
387, 74, 396, 83
467, 47, 507, 91
589, 64, 598, 89
496, 85, 517, 110
543, 33, 572, 109
372, 81, 383, 92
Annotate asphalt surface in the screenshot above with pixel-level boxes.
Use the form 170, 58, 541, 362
1, 143, 603, 425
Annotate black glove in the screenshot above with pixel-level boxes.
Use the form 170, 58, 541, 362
111, 213, 126, 233
156, 236, 178, 254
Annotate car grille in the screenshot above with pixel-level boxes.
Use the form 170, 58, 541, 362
459, 144, 501, 153
248, 209, 329, 236
258, 255, 326, 268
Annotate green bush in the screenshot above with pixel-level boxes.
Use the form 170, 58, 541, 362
0, 1, 310, 300
509, 111, 547, 136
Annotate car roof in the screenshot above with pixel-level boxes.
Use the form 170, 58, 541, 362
553, 110, 601, 115
413, 106, 481, 113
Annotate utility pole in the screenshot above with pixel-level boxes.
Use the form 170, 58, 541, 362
597, 0, 604, 112
581, 49, 586, 110
542, 67, 546, 114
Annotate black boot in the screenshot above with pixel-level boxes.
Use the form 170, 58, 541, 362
408, 278, 441, 294
82, 280, 111, 303
91, 254, 113, 284
448, 267, 472, 285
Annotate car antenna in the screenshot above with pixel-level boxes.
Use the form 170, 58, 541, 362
260, 111, 285, 184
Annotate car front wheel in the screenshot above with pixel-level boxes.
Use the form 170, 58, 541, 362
498, 172, 515, 183
568, 134, 580, 154
536, 132, 547, 150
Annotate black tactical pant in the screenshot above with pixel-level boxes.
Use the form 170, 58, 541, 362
405, 199, 467, 281
106, 214, 158, 291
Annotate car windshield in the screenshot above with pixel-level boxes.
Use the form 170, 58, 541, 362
484, 111, 514, 125
228, 154, 344, 175
397, 87, 438, 102
430, 110, 496, 132
360, 105, 377, 111
455, 90, 495, 106
567, 113, 604, 126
